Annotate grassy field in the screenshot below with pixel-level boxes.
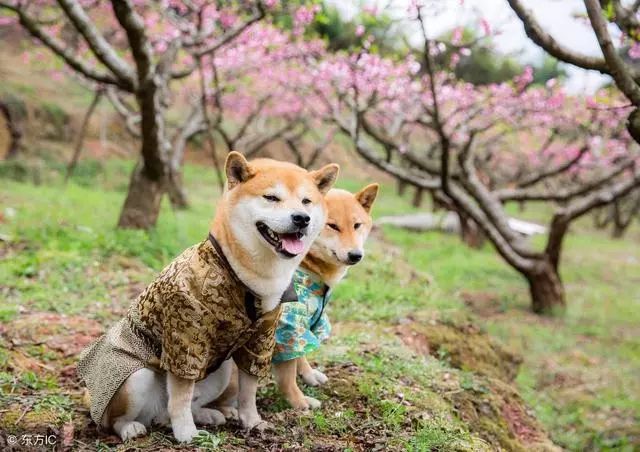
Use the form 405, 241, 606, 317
0, 158, 639, 451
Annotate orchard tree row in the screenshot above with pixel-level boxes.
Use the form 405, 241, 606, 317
1, 0, 639, 314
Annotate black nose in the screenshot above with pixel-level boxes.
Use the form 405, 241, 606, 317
347, 251, 363, 264
291, 212, 310, 228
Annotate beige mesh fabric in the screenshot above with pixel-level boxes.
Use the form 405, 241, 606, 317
76, 319, 156, 424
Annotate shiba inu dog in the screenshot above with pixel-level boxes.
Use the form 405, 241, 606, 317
77, 152, 339, 443
272, 183, 379, 410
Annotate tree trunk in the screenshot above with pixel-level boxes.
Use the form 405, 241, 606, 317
0, 100, 22, 160
167, 168, 189, 209
612, 222, 627, 238
397, 179, 407, 197
459, 214, 485, 248
525, 262, 565, 315
117, 163, 166, 229
412, 187, 424, 207
117, 74, 170, 229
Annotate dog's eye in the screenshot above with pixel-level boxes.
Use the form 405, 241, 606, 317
302, 198, 311, 205
263, 195, 280, 202
354, 223, 362, 230
327, 223, 340, 232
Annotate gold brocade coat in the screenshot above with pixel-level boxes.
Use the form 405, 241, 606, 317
77, 236, 289, 424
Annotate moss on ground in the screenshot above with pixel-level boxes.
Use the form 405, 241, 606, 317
396, 321, 522, 382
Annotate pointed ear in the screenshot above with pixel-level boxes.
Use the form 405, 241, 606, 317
311, 163, 340, 194
225, 151, 251, 189
355, 183, 379, 213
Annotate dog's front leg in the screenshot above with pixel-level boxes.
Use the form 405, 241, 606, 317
237, 369, 270, 431
167, 373, 198, 443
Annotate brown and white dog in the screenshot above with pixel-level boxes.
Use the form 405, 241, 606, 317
80, 153, 339, 443
272, 184, 379, 410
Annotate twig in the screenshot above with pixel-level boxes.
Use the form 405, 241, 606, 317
15, 400, 35, 425
65, 87, 103, 183
197, 54, 224, 191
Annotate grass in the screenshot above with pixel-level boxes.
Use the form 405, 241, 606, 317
1, 157, 639, 450
380, 213, 640, 450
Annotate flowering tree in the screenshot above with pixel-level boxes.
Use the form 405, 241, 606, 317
161, 19, 326, 207
203, 21, 329, 163
316, 4, 640, 314
0, 0, 279, 228
508, 0, 640, 142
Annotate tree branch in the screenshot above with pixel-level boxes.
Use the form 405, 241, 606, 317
584, 0, 640, 105
105, 88, 141, 137
456, 133, 540, 258
111, 0, 154, 84
192, 4, 265, 57
65, 88, 103, 182
507, 0, 613, 74
56, 0, 135, 89
0, 2, 121, 86
561, 167, 640, 221
517, 145, 589, 189
496, 159, 635, 202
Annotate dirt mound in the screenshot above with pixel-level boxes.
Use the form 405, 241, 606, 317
394, 321, 521, 381
394, 320, 558, 451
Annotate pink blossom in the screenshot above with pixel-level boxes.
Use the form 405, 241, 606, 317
363, 5, 378, 16
515, 66, 534, 90
479, 18, 491, 36
0, 16, 16, 26
452, 27, 463, 46
629, 42, 640, 59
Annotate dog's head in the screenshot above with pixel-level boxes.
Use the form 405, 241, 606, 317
310, 183, 379, 266
221, 152, 339, 260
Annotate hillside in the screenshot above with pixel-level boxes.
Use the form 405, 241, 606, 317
1, 46, 639, 451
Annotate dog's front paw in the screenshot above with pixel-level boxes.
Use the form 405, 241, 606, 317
118, 421, 147, 441
218, 405, 239, 420
239, 411, 271, 431
302, 368, 329, 386
249, 420, 273, 432
172, 422, 199, 443
193, 408, 226, 426
304, 396, 322, 409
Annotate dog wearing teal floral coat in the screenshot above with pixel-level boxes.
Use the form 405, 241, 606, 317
272, 184, 379, 410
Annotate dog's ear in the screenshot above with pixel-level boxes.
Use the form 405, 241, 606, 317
225, 151, 252, 189
311, 163, 340, 195
355, 183, 379, 212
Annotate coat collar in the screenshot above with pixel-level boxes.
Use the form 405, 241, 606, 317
207, 234, 297, 321
294, 268, 332, 301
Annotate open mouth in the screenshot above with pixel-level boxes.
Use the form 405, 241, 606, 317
256, 222, 305, 258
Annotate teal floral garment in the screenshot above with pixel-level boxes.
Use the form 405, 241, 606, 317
272, 268, 332, 363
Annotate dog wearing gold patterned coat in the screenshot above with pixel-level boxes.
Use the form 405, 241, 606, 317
77, 152, 339, 443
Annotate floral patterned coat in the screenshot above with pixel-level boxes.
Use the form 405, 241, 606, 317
272, 268, 332, 363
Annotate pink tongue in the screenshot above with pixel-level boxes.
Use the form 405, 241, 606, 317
281, 235, 304, 255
